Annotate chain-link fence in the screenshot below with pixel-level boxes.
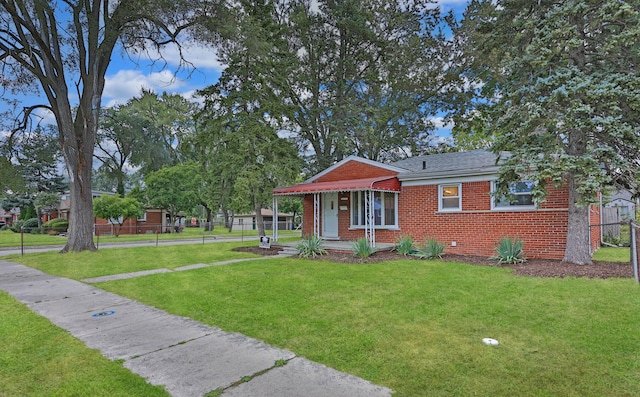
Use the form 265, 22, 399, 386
2, 219, 300, 256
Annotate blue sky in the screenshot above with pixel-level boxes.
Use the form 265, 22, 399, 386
3, 0, 468, 138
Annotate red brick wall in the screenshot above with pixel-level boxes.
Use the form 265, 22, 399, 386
302, 195, 316, 238
301, 179, 577, 259
93, 209, 167, 235
396, 182, 569, 259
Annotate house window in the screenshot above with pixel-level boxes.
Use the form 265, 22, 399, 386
137, 212, 147, 222
439, 184, 461, 211
351, 191, 397, 227
493, 181, 535, 209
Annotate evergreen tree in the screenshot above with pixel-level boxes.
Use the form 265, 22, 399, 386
453, 0, 640, 264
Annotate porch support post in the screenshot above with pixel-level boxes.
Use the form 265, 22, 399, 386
272, 196, 279, 242
365, 190, 375, 247
313, 193, 320, 238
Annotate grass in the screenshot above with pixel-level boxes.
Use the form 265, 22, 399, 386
0, 291, 170, 397
93, 256, 640, 397
593, 246, 631, 262
5, 244, 638, 396
5, 242, 263, 280
0, 228, 300, 248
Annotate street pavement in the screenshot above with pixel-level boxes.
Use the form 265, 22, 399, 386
0, 253, 393, 397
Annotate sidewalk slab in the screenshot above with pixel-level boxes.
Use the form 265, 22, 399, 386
0, 261, 394, 397
82, 268, 172, 283
32, 296, 214, 360
0, 271, 98, 303
223, 357, 392, 397
125, 330, 296, 397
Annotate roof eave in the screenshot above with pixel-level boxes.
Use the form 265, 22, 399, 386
398, 166, 501, 182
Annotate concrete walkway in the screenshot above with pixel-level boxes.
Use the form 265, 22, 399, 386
0, 259, 392, 397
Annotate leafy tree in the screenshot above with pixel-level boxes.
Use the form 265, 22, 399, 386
0, 156, 24, 194
92, 194, 143, 237
0, 0, 223, 252
1, 127, 65, 222
199, 0, 452, 173
33, 191, 60, 228
453, 0, 640, 264
278, 196, 303, 227
95, 90, 200, 195
9, 127, 66, 194
144, 162, 202, 232
125, 90, 200, 174
95, 106, 145, 196
198, 0, 302, 235
280, 0, 451, 171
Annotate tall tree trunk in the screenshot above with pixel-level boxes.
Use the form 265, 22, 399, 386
60, 117, 97, 253
563, 175, 593, 265
203, 204, 213, 231
255, 202, 265, 237
227, 211, 234, 232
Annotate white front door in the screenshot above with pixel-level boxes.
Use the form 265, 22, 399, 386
322, 192, 339, 238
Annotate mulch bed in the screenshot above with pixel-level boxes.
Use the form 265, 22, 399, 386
232, 246, 634, 279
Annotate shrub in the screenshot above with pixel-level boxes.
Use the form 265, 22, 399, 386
414, 237, 445, 259
395, 235, 415, 256
296, 235, 328, 258
10, 220, 25, 233
491, 237, 526, 264
42, 218, 69, 234
352, 238, 375, 259
21, 218, 40, 233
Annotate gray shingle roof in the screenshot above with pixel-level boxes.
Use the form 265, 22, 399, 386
391, 149, 503, 179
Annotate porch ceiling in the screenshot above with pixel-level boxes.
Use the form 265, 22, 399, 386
273, 176, 400, 196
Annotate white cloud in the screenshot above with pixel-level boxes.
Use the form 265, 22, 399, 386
434, 0, 470, 8
102, 70, 189, 107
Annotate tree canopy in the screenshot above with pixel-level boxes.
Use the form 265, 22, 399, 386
144, 162, 202, 231
199, 0, 454, 175
0, 0, 222, 252
92, 194, 143, 237
452, 0, 640, 264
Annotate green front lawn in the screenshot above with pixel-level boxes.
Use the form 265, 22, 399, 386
0, 227, 300, 248
96, 256, 640, 397
0, 291, 169, 397
5, 242, 263, 280
5, 244, 638, 396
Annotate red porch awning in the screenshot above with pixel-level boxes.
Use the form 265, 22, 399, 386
273, 176, 400, 196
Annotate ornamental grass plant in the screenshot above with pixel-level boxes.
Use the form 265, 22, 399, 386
295, 235, 328, 258
394, 235, 415, 256
491, 237, 526, 264
413, 237, 445, 259
352, 238, 375, 258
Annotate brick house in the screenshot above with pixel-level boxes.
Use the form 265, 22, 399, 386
52, 191, 175, 235
273, 150, 601, 259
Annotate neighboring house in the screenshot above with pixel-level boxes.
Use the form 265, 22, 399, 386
55, 190, 174, 235
93, 207, 173, 235
603, 189, 637, 221
234, 209, 295, 231
0, 208, 19, 226
273, 150, 601, 259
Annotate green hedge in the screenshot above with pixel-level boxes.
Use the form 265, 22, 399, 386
42, 218, 69, 234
